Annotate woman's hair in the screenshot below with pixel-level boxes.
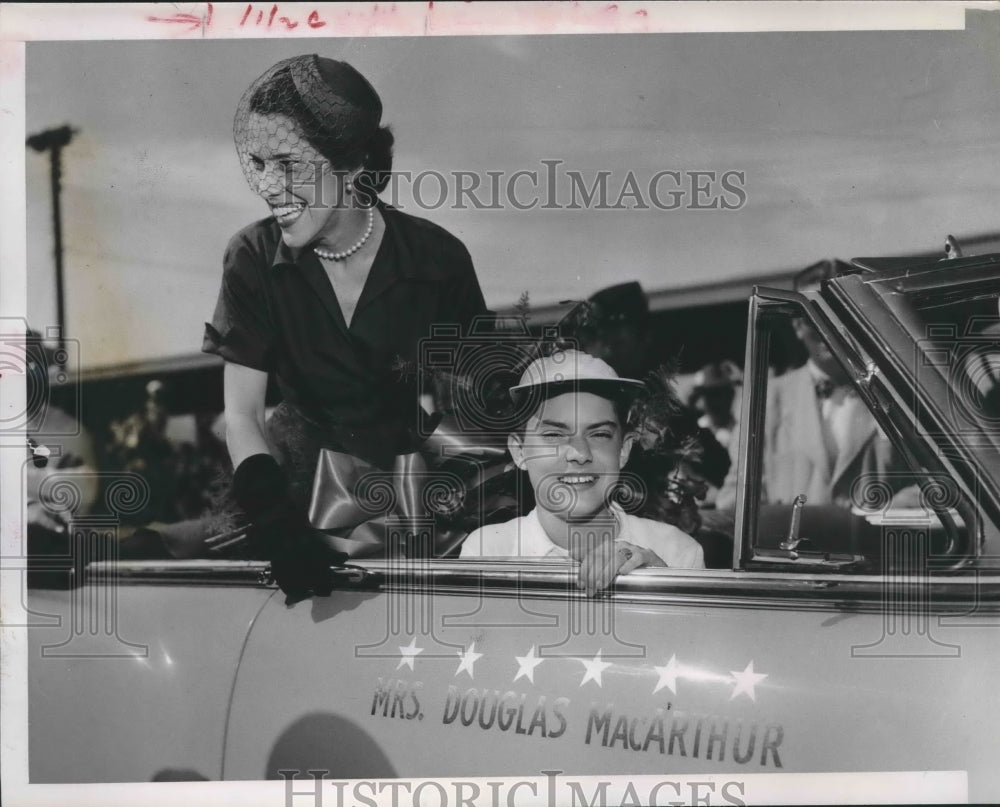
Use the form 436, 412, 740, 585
243, 60, 394, 205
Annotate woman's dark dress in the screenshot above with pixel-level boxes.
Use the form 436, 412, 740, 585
203, 203, 488, 509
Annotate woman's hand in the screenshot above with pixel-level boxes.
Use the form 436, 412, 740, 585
232, 452, 348, 602
576, 540, 665, 597
269, 527, 348, 603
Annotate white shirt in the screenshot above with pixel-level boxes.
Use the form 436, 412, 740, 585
806, 360, 865, 473
460, 501, 705, 569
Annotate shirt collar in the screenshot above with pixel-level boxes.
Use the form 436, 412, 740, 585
805, 359, 829, 384
271, 235, 304, 270
525, 503, 627, 557
806, 358, 856, 401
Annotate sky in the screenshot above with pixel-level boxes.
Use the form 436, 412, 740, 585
23, 12, 1000, 367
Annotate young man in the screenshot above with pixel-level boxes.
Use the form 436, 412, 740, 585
460, 350, 705, 595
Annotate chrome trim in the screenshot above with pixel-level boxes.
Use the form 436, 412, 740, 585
345, 559, 1000, 613
85, 560, 271, 586
860, 254, 1000, 294
425, 584, 1000, 615
733, 292, 768, 570
81, 558, 1000, 613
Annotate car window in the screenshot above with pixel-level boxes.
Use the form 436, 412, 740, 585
738, 302, 973, 575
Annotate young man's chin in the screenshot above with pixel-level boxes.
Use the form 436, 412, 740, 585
556, 503, 612, 524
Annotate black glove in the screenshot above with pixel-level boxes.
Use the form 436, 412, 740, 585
232, 453, 347, 602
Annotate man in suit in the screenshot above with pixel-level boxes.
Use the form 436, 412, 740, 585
716, 261, 909, 511
762, 315, 902, 506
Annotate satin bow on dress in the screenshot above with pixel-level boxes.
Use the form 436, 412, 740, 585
307, 413, 515, 558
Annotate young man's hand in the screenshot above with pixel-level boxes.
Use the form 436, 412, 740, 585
575, 540, 665, 597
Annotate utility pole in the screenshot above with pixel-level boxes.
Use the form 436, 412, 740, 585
26, 125, 76, 368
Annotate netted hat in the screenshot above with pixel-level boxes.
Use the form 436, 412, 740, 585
234, 55, 383, 194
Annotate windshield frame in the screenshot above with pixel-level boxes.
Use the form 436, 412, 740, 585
823, 259, 1000, 550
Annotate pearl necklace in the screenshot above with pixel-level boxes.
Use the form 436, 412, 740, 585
314, 207, 375, 261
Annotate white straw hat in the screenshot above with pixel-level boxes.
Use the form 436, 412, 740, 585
509, 349, 644, 401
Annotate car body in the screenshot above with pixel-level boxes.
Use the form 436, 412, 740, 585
25, 255, 1000, 800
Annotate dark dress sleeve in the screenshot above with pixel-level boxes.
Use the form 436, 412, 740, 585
202, 233, 275, 372
439, 239, 490, 333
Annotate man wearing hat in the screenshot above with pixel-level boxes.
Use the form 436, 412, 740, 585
689, 360, 742, 452
578, 281, 651, 379
460, 350, 705, 595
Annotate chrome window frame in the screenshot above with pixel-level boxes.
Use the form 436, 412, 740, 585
734, 283, 984, 574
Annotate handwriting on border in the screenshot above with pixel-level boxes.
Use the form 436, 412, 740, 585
148, 4, 329, 34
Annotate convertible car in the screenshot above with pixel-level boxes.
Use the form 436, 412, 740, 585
23, 253, 1000, 800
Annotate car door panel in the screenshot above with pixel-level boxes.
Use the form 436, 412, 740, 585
223, 566, 1000, 798
28, 582, 276, 783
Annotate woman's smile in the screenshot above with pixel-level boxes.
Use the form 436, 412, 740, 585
270, 203, 306, 226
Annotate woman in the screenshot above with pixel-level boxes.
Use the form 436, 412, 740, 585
203, 55, 487, 599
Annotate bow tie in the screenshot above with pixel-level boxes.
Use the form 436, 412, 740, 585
814, 378, 837, 400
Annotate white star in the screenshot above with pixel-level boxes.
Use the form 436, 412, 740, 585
653, 654, 681, 695
729, 660, 768, 702
513, 645, 545, 684
578, 650, 613, 688
396, 637, 424, 671
455, 642, 484, 679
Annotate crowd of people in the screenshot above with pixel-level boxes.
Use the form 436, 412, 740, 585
27, 54, 918, 600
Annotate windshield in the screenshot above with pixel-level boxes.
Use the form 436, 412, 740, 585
836, 262, 1000, 555
900, 274, 1000, 452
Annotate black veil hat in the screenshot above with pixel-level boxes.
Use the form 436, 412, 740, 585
233, 55, 383, 192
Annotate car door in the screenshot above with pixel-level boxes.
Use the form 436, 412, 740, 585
222, 271, 1000, 800
27, 560, 275, 783
221, 565, 1000, 790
